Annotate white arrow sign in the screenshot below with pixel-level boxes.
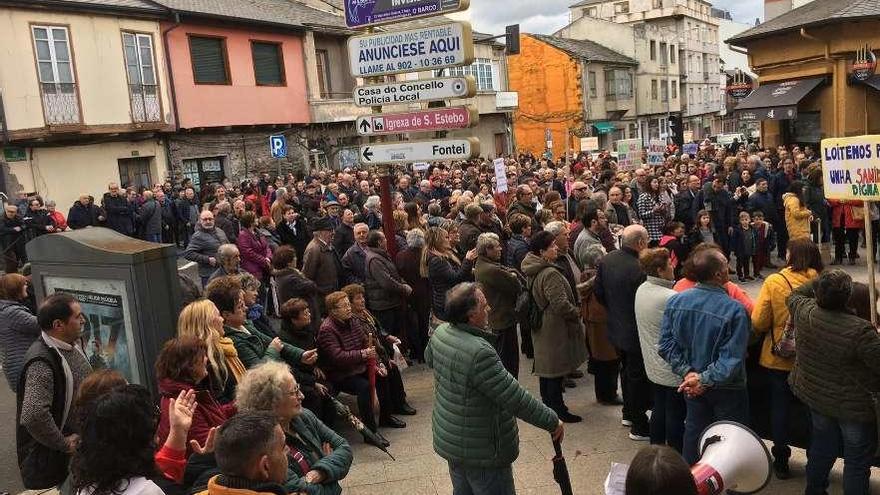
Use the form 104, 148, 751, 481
359, 138, 480, 164
348, 21, 474, 78
353, 76, 476, 107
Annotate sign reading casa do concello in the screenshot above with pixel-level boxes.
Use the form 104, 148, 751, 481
352, 76, 475, 107
821, 135, 880, 200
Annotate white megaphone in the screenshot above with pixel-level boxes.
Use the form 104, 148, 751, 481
690, 421, 772, 495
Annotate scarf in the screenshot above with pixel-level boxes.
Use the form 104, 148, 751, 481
217, 337, 247, 383
41, 332, 87, 430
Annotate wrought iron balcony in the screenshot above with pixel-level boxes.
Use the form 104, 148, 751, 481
41, 82, 80, 125
129, 83, 161, 123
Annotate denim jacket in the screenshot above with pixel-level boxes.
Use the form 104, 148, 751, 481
658, 283, 750, 389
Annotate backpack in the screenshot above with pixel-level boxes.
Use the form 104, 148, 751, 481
769, 274, 797, 359
517, 265, 556, 331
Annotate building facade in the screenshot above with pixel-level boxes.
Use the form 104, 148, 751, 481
508, 34, 638, 156
568, 0, 722, 140
0, 0, 173, 210
727, 0, 880, 147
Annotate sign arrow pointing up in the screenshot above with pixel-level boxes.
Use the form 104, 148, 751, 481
359, 119, 371, 133
362, 147, 373, 161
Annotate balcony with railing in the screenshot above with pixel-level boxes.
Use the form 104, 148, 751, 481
129, 83, 161, 123
41, 82, 80, 125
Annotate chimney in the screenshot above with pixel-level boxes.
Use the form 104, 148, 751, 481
764, 0, 792, 21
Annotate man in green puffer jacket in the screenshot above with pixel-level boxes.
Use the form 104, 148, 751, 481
426, 282, 563, 494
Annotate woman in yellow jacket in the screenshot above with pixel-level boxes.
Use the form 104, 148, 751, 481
751, 238, 823, 479
782, 181, 812, 241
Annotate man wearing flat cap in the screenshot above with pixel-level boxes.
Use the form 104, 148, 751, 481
302, 216, 343, 316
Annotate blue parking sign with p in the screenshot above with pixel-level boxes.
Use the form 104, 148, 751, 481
269, 135, 287, 158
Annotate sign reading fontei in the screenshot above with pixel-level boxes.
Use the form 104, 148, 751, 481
359, 138, 480, 164
352, 76, 475, 107
348, 22, 474, 77
345, 0, 469, 29
850, 44, 877, 83
356, 105, 478, 136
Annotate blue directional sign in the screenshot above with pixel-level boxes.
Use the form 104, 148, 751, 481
269, 135, 287, 159
345, 0, 468, 29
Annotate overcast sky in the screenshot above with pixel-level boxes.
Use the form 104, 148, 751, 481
452, 0, 763, 36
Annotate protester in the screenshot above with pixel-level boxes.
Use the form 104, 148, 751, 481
184, 210, 229, 287
102, 183, 134, 236
236, 361, 352, 494
395, 229, 431, 362
17, 293, 92, 489
625, 445, 697, 495
788, 270, 880, 495
474, 232, 521, 378
340, 223, 369, 285
238, 211, 272, 281
302, 217, 342, 316
363, 230, 411, 344
426, 282, 563, 494
595, 225, 650, 440
67, 194, 102, 230
782, 181, 811, 243
209, 244, 243, 283
659, 245, 751, 464
137, 190, 162, 243
0, 273, 40, 393
827, 198, 864, 265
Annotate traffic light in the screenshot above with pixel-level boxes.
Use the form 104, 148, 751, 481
505, 25, 520, 55
668, 114, 684, 150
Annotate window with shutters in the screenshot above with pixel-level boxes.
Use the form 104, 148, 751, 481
188, 35, 230, 85
122, 32, 160, 122
315, 49, 331, 98
251, 41, 285, 86
31, 25, 80, 124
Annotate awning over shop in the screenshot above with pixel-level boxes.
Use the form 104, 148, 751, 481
734, 77, 824, 121
862, 75, 880, 92
593, 122, 616, 134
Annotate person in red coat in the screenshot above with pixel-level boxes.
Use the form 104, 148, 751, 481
237, 211, 272, 280
155, 336, 235, 456
827, 199, 864, 265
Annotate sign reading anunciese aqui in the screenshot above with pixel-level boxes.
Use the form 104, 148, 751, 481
821, 135, 880, 200
347, 21, 474, 77
345, 0, 469, 29
352, 76, 475, 107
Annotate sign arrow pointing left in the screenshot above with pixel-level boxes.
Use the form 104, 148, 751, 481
362, 147, 373, 162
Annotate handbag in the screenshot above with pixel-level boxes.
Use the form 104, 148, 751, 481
769, 274, 797, 359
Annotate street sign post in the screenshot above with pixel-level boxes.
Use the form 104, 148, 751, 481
269, 135, 288, 159
356, 105, 478, 136
347, 21, 474, 78
352, 76, 475, 107
359, 138, 479, 164
344, 0, 469, 29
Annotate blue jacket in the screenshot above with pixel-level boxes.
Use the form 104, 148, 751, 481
658, 284, 750, 389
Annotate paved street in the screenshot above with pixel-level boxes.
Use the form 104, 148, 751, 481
4, 259, 880, 495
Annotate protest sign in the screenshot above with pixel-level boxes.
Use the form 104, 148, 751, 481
682, 143, 699, 156
648, 139, 665, 165
616, 139, 642, 170
821, 135, 880, 200
493, 157, 508, 193
580, 136, 599, 151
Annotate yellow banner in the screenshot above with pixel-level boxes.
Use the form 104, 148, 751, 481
821, 135, 880, 200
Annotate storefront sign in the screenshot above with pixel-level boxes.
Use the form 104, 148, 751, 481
821, 135, 880, 200
355, 105, 478, 136
726, 70, 755, 100
347, 21, 474, 77
737, 106, 797, 121
353, 76, 475, 106
359, 138, 479, 164
647, 139, 665, 165
345, 0, 468, 29
616, 138, 642, 171
850, 45, 877, 83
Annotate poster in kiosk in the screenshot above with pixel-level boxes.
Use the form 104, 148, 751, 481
27, 227, 180, 392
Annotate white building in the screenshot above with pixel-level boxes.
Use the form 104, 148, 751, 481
567, 0, 723, 141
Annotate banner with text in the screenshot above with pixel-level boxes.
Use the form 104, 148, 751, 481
821, 135, 880, 200
647, 139, 665, 165
493, 157, 508, 193
616, 139, 642, 171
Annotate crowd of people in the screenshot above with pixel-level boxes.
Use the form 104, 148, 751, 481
3, 138, 880, 495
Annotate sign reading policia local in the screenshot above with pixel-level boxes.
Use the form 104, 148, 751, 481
821, 135, 880, 200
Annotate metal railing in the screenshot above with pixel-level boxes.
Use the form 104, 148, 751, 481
41, 82, 80, 124
129, 84, 161, 123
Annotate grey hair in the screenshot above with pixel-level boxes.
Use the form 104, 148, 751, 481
235, 361, 293, 413
239, 272, 261, 291
544, 221, 566, 237
475, 232, 500, 256
621, 225, 648, 248
45, 199, 57, 207
364, 195, 380, 210
217, 244, 239, 262
276, 187, 288, 198
406, 228, 426, 248
445, 282, 481, 326
581, 244, 606, 269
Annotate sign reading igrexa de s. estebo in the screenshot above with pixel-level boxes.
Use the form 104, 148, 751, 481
822, 135, 880, 200
352, 76, 475, 106
345, 0, 469, 29
348, 21, 474, 77
356, 105, 478, 136
359, 138, 479, 164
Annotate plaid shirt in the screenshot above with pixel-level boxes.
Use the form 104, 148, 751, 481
637, 193, 667, 242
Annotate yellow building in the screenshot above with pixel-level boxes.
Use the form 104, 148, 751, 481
726, 0, 880, 147
0, 0, 173, 210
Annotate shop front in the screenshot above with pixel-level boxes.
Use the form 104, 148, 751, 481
734, 77, 826, 147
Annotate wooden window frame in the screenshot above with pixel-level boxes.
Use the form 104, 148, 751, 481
315, 48, 331, 98
187, 33, 231, 85
120, 30, 164, 123
250, 39, 286, 87
29, 22, 83, 126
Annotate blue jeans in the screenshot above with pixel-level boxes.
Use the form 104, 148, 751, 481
145, 233, 161, 243
448, 462, 516, 495
683, 388, 749, 464
805, 409, 876, 495
767, 369, 793, 462
650, 383, 686, 453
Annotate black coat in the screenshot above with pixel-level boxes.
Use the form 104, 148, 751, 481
276, 219, 310, 268
0, 213, 25, 249
21, 209, 54, 240
594, 246, 646, 352
102, 193, 134, 236
136, 199, 162, 236
674, 189, 701, 230
333, 223, 355, 256
67, 201, 101, 230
